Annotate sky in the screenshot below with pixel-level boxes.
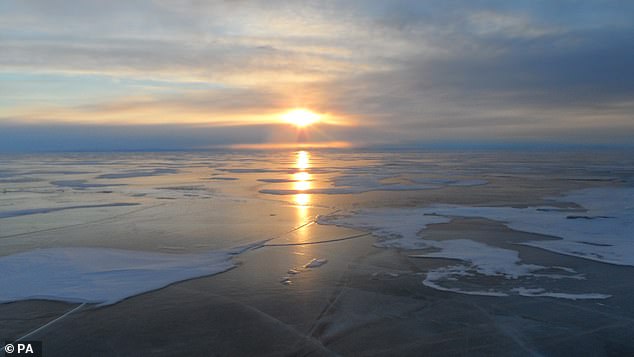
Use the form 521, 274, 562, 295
1, 0, 633, 151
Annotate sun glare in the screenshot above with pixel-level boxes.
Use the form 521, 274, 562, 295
281, 108, 320, 127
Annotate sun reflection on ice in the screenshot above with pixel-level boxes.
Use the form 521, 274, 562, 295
296, 150, 310, 170
293, 151, 312, 207
292, 151, 313, 250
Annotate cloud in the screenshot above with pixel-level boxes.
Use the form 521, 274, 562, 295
1, 0, 633, 149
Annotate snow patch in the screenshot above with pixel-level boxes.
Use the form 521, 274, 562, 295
511, 287, 611, 300
304, 258, 328, 268
317, 187, 630, 299
0, 246, 249, 305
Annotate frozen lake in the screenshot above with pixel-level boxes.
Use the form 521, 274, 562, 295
1, 149, 634, 355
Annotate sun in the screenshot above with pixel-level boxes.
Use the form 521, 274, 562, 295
281, 108, 320, 127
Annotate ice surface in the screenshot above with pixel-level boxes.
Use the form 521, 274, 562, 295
317, 188, 631, 299
422, 266, 509, 297
0, 177, 44, 183
318, 210, 450, 249
260, 186, 437, 195
411, 239, 543, 278
411, 178, 488, 186
422, 187, 634, 266
415, 241, 608, 299
412, 239, 597, 298
220, 168, 291, 173
304, 258, 328, 268
50, 180, 126, 189
321, 187, 634, 266
3, 153, 629, 307
96, 168, 178, 179
0, 203, 139, 219
258, 172, 488, 196
21, 170, 95, 176
511, 288, 611, 300
220, 168, 335, 174
257, 178, 312, 183
0, 246, 248, 305
278, 258, 329, 285
207, 177, 239, 181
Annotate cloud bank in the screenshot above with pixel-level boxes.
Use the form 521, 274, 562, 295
1, 0, 633, 150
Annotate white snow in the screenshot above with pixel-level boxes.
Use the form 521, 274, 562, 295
422, 187, 634, 266
423, 266, 508, 297
304, 258, 328, 268
317, 210, 450, 249
317, 187, 631, 299
411, 239, 544, 278
0, 247, 244, 305
511, 287, 611, 300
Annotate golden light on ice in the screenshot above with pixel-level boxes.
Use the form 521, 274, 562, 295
294, 171, 310, 181
296, 151, 310, 170
293, 151, 312, 206
281, 108, 320, 127
292, 151, 312, 252
294, 193, 310, 206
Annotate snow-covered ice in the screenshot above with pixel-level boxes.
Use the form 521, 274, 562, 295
304, 258, 328, 268
317, 187, 631, 299
0, 246, 246, 305
422, 187, 634, 266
